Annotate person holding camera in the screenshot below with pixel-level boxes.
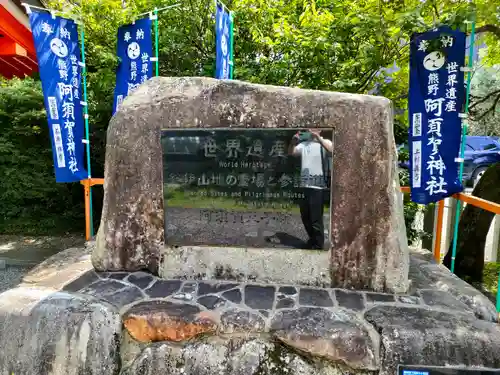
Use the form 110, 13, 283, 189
288, 129, 333, 250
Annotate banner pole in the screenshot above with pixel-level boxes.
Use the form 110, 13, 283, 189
450, 19, 476, 273
80, 24, 94, 237
229, 11, 234, 79
154, 7, 159, 77
136, 3, 180, 17
214, 0, 218, 78
497, 272, 500, 314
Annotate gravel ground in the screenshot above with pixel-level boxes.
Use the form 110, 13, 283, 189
165, 206, 330, 248
0, 266, 30, 294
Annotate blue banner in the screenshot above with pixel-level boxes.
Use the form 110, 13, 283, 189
215, 3, 232, 79
29, 10, 88, 183
408, 26, 466, 204
113, 18, 153, 114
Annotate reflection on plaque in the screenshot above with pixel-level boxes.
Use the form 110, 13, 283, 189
162, 129, 333, 249
399, 366, 500, 375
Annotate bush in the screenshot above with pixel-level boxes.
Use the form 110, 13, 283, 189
0, 78, 85, 234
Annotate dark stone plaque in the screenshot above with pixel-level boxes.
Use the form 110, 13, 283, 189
399, 366, 500, 375
162, 129, 333, 249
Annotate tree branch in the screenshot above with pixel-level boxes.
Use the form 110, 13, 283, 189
431, 0, 440, 21
475, 24, 500, 38
355, 69, 379, 93
476, 92, 500, 121
469, 89, 500, 110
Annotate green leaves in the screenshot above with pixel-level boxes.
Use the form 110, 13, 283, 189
3, 0, 500, 235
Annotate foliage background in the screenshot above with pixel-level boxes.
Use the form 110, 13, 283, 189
1, 0, 500, 243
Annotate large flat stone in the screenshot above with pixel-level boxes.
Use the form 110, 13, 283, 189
121, 339, 356, 375
122, 300, 217, 342
244, 285, 275, 310
409, 252, 497, 322
21, 246, 93, 290
160, 245, 331, 287
365, 305, 500, 375
270, 307, 379, 370
334, 289, 365, 311
419, 289, 474, 314
145, 280, 182, 298
94, 77, 408, 292
80, 279, 128, 296
220, 309, 266, 333
0, 286, 121, 374
104, 286, 145, 308
298, 288, 334, 307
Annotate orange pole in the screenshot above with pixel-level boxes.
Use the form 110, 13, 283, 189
433, 199, 445, 262
84, 180, 91, 241
89, 178, 104, 187
453, 192, 500, 215
400, 186, 410, 194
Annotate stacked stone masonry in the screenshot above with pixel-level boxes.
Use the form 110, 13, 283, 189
0, 248, 499, 374
61, 266, 500, 375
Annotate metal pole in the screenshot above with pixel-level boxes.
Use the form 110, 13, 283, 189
229, 11, 234, 79
450, 20, 476, 273
434, 200, 445, 262
80, 25, 94, 237
154, 7, 159, 77
216, 0, 230, 12
21, 3, 52, 13
136, 3, 181, 17
84, 180, 91, 241
496, 272, 500, 314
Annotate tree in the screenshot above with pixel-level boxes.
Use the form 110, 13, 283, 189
442, 163, 500, 285
3, 0, 500, 235
469, 65, 500, 135
0, 78, 85, 233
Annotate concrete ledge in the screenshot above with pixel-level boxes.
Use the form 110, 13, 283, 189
159, 245, 331, 287
21, 246, 93, 291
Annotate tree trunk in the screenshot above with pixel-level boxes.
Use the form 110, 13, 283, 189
443, 163, 500, 284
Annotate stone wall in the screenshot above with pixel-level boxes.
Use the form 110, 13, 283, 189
93, 77, 409, 293
0, 246, 498, 375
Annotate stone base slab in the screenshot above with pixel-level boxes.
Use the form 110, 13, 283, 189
160, 245, 331, 287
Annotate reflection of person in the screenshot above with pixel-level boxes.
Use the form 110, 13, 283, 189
288, 129, 333, 250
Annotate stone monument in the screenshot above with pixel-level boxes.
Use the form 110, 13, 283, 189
1, 77, 499, 375
93, 76, 409, 293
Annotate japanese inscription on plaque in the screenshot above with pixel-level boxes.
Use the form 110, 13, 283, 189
162, 129, 333, 249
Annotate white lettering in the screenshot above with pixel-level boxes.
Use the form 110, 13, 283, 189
41, 22, 53, 35
427, 154, 446, 176
226, 139, 242, 158
441, 35, 454, 48
427, 118, 443, 137
424, 98, 445, 117
418, 40, 429, 52
426, 176, 448, 195
412, 141, 422, 188
412, 113, 422, 137
269, 140, 286, 157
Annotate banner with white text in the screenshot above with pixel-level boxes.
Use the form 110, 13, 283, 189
113, 18, 153, 114
29, 10, 88, 183
215, 3, 232, 79
408, 26, 466, 204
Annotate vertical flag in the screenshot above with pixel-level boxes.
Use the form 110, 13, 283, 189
215, 3, 232, 79
408, 26, 466, 204
113, 18, 153, 114
28, 10, 88, 183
